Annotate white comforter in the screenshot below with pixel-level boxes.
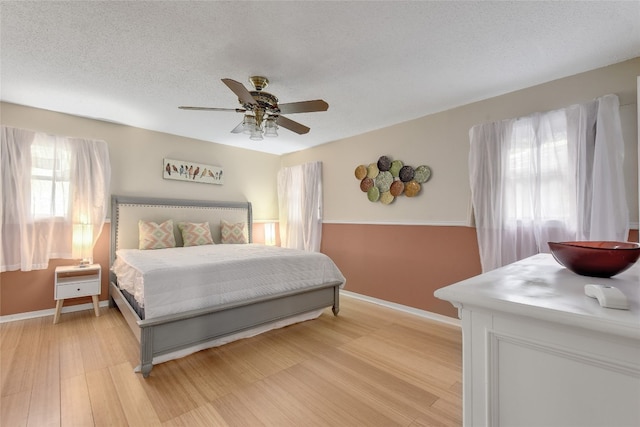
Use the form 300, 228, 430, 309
112, 244, 346, 319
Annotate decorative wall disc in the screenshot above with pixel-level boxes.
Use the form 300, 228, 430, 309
367, 186, 380, 202
355, 164, 367, 180
377, 155, 391, 172
366, 163, 379, 179
390, 180, 404, 196
404, 180, 421, 197
389, 160, 403, 177
399, 165, 415, 182
414, 165, 432, 183
380, 191, 394, 205
360, 177, 374, 192
374, 171, 393, 192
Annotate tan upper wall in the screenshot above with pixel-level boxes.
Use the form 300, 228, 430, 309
282, 58, 640, 226
2, 58, 638, 225
0, 103, 281, 220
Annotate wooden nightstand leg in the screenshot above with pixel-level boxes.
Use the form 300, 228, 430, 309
54, 299, 64, 324
91, 295, 100, 317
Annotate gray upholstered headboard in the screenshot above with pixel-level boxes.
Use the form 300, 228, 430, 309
109, 195, 252, 273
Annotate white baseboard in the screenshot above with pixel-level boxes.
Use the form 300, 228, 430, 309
323, 219, 470, 227
341, 290, 461, 327
0, 300, 110, 324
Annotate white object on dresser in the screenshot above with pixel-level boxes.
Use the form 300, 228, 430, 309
435, 253, 640, 427
54, 264, 101, 324
584, 284, 630, 310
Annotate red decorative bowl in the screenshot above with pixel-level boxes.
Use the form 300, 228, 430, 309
548, 241, 640, 278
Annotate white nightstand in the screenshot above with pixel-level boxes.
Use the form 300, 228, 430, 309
54, 264, 101, 324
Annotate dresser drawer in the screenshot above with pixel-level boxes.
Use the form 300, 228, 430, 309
55, 280, 100, 299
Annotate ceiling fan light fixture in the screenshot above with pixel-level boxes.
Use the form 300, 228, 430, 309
249, 128, 264, 141
264, 117, 278, 137
242, 114, 257, 135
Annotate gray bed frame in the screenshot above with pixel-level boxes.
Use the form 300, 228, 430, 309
109, 195, 340, 377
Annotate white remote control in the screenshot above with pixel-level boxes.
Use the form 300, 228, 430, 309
584, 284, 629, 310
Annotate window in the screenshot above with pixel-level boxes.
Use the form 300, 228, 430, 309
1, 126, 111, 272
503, 112, 573, 224
277, 161, 323, 252
30, 135, 72, 219
469, 95, 628, 272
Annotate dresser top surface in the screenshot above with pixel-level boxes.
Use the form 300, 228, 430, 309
435, 254, 640, 338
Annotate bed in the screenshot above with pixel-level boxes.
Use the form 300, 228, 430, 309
109, 195, 345, 377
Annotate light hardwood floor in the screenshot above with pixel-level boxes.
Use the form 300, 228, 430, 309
1, 295, 462, 426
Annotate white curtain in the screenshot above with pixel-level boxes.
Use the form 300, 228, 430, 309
277, 161, 323, 252
469, 94, 628, 272
1, 126, 111, 271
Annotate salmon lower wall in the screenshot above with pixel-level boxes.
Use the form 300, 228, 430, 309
321, 225, 640, 319
320, 223, 482, 318
2, 224, 638, 318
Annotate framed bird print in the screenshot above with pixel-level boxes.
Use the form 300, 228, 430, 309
163, 158, 224, 185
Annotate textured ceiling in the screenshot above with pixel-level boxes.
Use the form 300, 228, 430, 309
1, 1, 639, 155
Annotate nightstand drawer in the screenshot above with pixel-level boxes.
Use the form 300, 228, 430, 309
55, 280, 100, 299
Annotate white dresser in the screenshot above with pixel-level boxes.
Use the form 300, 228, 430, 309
435, 253, 640, 427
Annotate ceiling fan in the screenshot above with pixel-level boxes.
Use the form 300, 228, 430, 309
179, 76, 329, 141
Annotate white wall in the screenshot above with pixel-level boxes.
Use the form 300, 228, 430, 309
283, 58, 639, 226
0, 103, 281, 220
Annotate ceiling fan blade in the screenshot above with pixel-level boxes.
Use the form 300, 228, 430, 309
230, 121, 245, 134
276, 115, 310, 135
179, 106, 246, 112
221, 78, 257, 106
278, 99, 329, 114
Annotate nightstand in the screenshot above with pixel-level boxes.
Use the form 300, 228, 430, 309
54, 264, 101, 324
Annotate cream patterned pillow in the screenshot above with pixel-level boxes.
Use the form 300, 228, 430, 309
178, 222, 214, 247
221, 220, 247, 244
138, 219, 176, 250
